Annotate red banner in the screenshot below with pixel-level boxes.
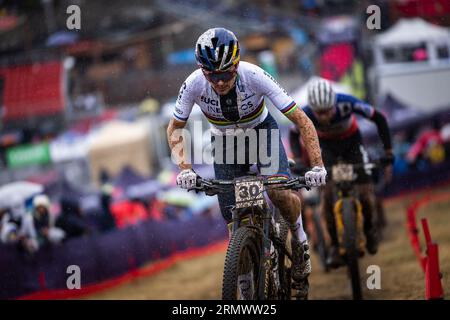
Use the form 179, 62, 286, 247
0, 61, 65, 121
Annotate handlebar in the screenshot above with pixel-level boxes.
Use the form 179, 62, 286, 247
189, 176, 309, 196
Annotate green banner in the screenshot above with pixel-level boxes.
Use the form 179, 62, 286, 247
6, 142, 51, 168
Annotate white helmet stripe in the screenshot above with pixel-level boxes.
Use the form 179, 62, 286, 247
326, 81, 332, 105
323, 81, 329, 105
319, 80, 325, 105
314, 83, 320, 108
219, 45, 230, 70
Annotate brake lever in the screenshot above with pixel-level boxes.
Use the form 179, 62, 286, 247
289, 177, 310, 191
205, 188, 219, 196
187, 187, 201, 193
293, 184, 310, 191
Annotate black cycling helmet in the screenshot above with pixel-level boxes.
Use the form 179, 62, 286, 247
195, 27, 240, 71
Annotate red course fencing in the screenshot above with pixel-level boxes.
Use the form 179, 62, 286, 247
405, 193, 448, 300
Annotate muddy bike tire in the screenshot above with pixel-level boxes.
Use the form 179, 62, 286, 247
342, 198, 363, 300
222, 227, 261, 300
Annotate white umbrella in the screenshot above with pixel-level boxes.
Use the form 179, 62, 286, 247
0, 181, 44, 208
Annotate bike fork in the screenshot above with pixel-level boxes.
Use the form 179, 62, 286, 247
231, 209, 240, 234
257, 208, 272, 299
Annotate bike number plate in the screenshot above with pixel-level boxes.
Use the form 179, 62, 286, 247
332, 164, 354, 182
234, 177, 265, 209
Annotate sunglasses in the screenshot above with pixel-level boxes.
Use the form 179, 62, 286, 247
202, 67, 237, 84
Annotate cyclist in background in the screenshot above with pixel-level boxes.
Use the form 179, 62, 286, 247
289, 79, 394, 267
167, 28, 327, 289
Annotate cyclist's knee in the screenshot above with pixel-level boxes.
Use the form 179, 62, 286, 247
358, 184, 376, 203
268, 189, 300, 215
268, 189, 289, 206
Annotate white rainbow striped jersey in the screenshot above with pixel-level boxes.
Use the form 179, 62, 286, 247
173, 61, 298, 135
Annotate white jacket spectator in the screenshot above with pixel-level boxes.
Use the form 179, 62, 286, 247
0, 194, 27, 244
0, 194, 65, 252
32, 195, 65, 244
1, 214, 18, 243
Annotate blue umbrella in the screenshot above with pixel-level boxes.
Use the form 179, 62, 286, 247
46, 31, 79, 47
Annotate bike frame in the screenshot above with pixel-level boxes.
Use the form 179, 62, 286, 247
332, 180, 365, 255
331, 161, 380, 255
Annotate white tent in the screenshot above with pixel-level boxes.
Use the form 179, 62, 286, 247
88, 120, 153, 185
89, 120, 149, 150
370, 18, 450, 111
375, 18, 450, 47
373, 18, 450, 66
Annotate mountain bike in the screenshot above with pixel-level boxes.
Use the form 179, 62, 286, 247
328, 160, 383, 300
191, 174, 309, 300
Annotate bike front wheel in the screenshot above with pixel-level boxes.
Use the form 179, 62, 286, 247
342, 198, 363, 300
222, 227, 262, 300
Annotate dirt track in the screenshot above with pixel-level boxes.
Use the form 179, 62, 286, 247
85, 190, 450, 300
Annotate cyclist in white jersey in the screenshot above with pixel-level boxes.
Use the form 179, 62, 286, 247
167, 28, 327, 289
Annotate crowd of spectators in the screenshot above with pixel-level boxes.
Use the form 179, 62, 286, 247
390, 119, 450, 176
0, 168, 217, 254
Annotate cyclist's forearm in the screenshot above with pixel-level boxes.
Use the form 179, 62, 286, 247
166, 118, 192, 170
371, 110, 392, 151
286, 108, 323, 167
